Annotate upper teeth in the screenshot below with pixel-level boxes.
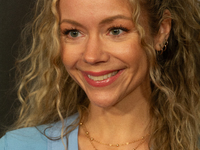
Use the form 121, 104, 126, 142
88, 71, 118, 81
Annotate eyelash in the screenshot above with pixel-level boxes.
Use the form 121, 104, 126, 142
62, 28, 79, 35
61, 25, 130, 37
107, 25, 130, 34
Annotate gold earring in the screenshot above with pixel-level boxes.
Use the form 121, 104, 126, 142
159, 40, 168, 55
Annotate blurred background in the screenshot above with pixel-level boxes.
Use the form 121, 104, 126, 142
0, 0, 35, 137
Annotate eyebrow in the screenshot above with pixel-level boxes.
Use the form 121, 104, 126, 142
99, 15, 132, 25
60, 15, 132, 27
60, 19, 84, 27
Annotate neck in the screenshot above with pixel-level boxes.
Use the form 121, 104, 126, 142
83, 91, 151, 143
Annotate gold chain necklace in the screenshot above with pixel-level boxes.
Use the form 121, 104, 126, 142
80, 122, 149, 149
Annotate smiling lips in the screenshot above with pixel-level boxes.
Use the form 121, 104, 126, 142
82, 70, 123, 87
88, 71, 118, 81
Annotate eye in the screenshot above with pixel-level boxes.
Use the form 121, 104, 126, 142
110, 29, 124, 35
69, 30, 81, 37
62, 29, 82, 38
107, 26, 129, 36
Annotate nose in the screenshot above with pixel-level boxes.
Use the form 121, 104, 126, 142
83, 34, 109, 65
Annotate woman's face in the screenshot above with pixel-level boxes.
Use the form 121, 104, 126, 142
59, 0, 151, 108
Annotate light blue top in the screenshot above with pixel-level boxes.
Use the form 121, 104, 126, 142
0, 113, 79, 150
1, 113, 199, 150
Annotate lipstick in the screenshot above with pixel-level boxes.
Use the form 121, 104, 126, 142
82, 70, 123, 87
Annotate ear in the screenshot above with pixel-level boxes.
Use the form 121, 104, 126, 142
154, 9, 172, 51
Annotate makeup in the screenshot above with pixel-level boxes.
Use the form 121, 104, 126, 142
82, 70, 124, 87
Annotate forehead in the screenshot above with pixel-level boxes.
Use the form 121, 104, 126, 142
59, 0, 132, 22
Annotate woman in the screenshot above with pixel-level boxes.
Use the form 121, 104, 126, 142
0, 0, 200, 149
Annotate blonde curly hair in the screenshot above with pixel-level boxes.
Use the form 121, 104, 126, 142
11, 0, 200, 149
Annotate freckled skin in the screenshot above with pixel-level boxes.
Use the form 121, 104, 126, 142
59, 0, 151, 108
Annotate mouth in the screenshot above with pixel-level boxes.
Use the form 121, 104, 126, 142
82, 70, 123, 87
88, 71, 119, 81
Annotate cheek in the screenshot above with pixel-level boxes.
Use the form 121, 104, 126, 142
61, 48, 76, 70
61, 41, 82, 70
113, 40, 146, 63
121, 41, 149, 75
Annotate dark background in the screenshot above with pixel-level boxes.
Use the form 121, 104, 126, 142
0, 0, 35, 137
1, 0, 200, 139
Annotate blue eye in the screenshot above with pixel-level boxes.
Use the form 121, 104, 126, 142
63, 29, 81, 38
110, 29, 123, 35
108, 26, 129, 36
69, 30, 80, 37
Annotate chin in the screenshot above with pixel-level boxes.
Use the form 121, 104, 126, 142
88, 96, 119, 109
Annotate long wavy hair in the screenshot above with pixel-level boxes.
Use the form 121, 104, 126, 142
11, 0, 200, 149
